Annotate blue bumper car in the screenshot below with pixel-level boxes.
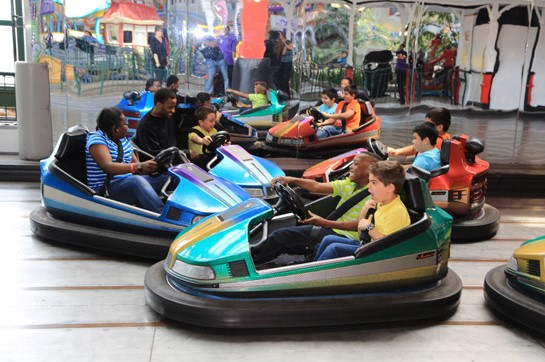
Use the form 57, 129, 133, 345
30, 126, 283, 259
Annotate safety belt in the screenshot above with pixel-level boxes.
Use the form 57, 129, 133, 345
307, 188, 370, 244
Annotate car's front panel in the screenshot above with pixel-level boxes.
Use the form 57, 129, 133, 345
505, 237, 545, 297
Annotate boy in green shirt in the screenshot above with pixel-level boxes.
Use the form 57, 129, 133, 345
226, 81, 269, 109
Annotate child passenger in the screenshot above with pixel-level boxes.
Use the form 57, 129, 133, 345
313, 160, 410, 261
226, 81, 269, 109
387, 107, 451, 156
188, 107, 218, 169
314, 88, 340, 139
318, 85, 361, 138
411, 122, 441, 172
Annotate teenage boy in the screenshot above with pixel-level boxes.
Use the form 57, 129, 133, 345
314, 160, 410, 261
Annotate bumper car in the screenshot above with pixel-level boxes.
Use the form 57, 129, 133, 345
30, 126, 283, 259
484, 236, 545, 334
116, 91, 257, 146
144, 174, 461, 328
261, 99, 381, 158
221, 89, 299, 140
303, 135, 500, 242
115, 90, 154, 138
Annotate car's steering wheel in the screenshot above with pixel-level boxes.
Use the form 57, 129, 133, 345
274, 183, 309, 222
225, 92, 238, 107
366, 137, 389, 160
305, 106, 325, 125
153, 147, 180, 173
204, 131, 231, 154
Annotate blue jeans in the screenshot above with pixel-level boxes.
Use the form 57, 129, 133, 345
316, 125, 342, 139
205, 59, 229, 95
314, 235, 360, 261
107, 174, 168, 214
153, 67, 167, 86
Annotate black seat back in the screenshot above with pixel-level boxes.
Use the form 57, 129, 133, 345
429, 139, 451, 177
400, 173, 426, 215
440, 139, 451, 165
54, 125, 89, 185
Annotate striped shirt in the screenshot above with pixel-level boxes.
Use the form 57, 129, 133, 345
86, 130, 133, 190
330, 178, 370, 240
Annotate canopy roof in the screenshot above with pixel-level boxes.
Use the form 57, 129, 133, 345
101, 1, 163, 26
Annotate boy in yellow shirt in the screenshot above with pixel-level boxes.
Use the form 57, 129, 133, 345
314, 160, 410, 261
188, 107, 218, 169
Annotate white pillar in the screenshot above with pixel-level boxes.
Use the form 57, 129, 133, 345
15, 62, 53, 160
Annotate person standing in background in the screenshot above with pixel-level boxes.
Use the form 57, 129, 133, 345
201, 36, 229, 96
395, 44, 407, 105
149, 26, 169, 86
217, 26, 238, 86
264, 30, 283, 89
277, 31, 294, 96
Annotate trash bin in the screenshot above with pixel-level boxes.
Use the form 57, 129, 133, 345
362, 50, 393, 98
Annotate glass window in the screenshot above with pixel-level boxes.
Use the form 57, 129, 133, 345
0, 27, 14, 72
123, 30, 133, 44
108, 25, 119, 44
134, 26, 148, 45
0, 0, 10, 21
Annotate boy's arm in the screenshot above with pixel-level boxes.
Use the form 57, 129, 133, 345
326, 107, 355, 120
189, 133, 212, 146
302, 212, 358, 230
271, 175, 334, 194
316, 118, 337, 126
226, 89, 249, 99
388, 144, 416, 157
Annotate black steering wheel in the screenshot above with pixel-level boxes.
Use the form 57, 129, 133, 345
153, 147, 180, 173
305, 106, 325, 125
274, 182, 309, 222
224, 92, 238, 107
204, 131, 231, 154
366, 137, 389, 160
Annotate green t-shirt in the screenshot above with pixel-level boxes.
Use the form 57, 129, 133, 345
248, 93, 269, 108
330, 178, 370, 240
188, 125, 217, 155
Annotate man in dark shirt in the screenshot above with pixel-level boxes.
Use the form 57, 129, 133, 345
133, 88, 178, 157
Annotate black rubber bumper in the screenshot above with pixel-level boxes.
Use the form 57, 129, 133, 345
452, 204, 501, 242
145, 261, 462, 329
484, 265, 545, 334
30, 206, 172, 260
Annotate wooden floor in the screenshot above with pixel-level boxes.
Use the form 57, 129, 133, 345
1, 181, 545, 361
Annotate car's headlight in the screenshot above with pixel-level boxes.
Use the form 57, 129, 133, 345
506, 255, 518, 272
244, 188, 265, 197
171, 259, 215, 280
266, 133, 273, 142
